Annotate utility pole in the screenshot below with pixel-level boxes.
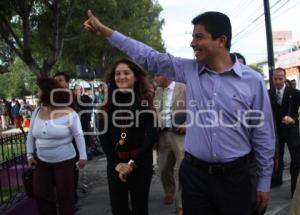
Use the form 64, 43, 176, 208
264, 0, 275, 90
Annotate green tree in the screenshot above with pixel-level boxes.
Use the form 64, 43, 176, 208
56, 0, 165, 77
0, 57, 36, 98
0, 0, 78, 77
249, 64, 264, 77
0, 0, 165, 78
0, 40, 15, 74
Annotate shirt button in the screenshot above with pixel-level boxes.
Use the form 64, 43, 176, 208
213, 133, 216, 136
213, 92, 217, 96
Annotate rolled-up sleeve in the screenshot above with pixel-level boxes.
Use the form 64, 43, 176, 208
109, 31, 187, 83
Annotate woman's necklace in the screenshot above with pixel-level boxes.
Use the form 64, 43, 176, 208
116, 105, 133, 147
118, 129, 127, 146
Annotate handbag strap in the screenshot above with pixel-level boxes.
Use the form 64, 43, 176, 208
30, 107, 41, 150
31, 107, 40, 125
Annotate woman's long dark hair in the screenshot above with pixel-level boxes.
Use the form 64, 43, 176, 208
103, 58, 153, 113
37, 78, 71, 107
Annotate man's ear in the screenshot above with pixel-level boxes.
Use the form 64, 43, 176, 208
218, 35, 227, 48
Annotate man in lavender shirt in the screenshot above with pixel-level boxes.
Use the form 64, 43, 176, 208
84, 10, 275, 215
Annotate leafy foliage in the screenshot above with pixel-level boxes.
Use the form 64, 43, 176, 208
0, 57, 37, 99
0, 0, 165, 81
0, 41, 15, 74
249, 63, 264, 77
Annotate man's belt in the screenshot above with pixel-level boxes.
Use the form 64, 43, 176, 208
184, 152, 250, 175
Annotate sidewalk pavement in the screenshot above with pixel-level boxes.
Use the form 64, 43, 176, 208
76, 155, 292, 215
76, 155, 175, 215
0, 127, 293, 214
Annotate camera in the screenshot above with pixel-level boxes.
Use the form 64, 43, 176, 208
76, 65, 101, 80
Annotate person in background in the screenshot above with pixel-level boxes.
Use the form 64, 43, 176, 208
11, 99, 26, 134
233, 52, 246, 65
20, 99, 34, 129
269, 67, 300, 196
148, 81, 157, 99
84, 10, 275, 215
20, 99, 33, 115
73, 84, 93, 159
291, 79, 297, 89
98, 58, 157, 215
11, 99, 22, 128
285, 79, 292, 87
154, 74, 186, 215
0, 99, 7, 130
54, 72, 70, 89
93, 83, 107, 156
94, 83, 106, 104
3, 99, 13, 125
26, 78, 87, 215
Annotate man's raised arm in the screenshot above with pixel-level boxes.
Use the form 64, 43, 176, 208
83, 10, 188, 83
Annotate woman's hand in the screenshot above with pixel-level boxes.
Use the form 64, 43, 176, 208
115, 163, 134, 174
28, 158, 37, 168
77, 159, 87, 169
115, 163, 134, 182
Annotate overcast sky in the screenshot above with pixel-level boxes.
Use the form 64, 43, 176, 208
158, 0, 300, 64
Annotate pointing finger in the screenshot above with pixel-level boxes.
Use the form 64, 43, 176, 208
87, 10, 94, 18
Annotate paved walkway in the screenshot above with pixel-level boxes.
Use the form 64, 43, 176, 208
75, 155, 292, 215
76, 156, 175, 215
1, 127, 294, 214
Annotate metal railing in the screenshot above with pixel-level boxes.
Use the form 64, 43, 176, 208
0, 133, 28, 212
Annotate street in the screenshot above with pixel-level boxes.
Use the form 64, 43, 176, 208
76, 154, 292, 215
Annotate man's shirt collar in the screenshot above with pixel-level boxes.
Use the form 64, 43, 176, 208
198, 54, 243, 78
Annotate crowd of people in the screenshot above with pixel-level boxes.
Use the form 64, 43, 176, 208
0, 8, 297, 215
0, 98, 33, 131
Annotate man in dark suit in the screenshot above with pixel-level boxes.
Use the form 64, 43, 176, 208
269, 67, 300, 195
73, 84, 93, 158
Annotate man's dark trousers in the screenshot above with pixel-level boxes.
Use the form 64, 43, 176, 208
273, 124, 300, 195
179, 153, 252, 215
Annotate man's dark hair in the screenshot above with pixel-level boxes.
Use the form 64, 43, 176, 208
192, 12, 232, 50
285, 79, 291, 86
54, 72, 70, 83
274, 67, 286, 76
37, 78, 71, 106
233, 52, 246, 65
